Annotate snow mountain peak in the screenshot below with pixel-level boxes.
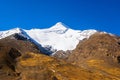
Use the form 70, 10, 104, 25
0, 22, 98, 53
51, 22, 68, 29
13, 27, 22, 31
55, 22, 67, 27
49, 22, 68, 34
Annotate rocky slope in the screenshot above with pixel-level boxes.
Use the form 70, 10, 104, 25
67, 32, 120, 64
66, 32, 120, 79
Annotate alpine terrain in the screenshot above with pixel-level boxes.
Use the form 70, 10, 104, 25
0, 22, 120, 80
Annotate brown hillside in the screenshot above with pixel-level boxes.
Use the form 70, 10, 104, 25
0, 47, 116, 80
67, 33, 120, 79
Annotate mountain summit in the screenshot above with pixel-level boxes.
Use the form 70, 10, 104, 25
49, 22, 68, 34
50, 22, 68, 30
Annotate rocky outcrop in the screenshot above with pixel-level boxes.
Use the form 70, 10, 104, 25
0, 46, 21, 80
12, 33, 28, 40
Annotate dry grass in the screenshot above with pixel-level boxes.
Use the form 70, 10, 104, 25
15, 52, 119, 80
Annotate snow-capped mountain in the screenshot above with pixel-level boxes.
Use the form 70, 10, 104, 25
0, 22, 97, 53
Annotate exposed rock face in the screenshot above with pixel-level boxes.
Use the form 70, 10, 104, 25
0, 46, 21, 80
12, 33, 28, 41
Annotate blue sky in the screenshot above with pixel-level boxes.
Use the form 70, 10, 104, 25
0, 0, 120, 35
